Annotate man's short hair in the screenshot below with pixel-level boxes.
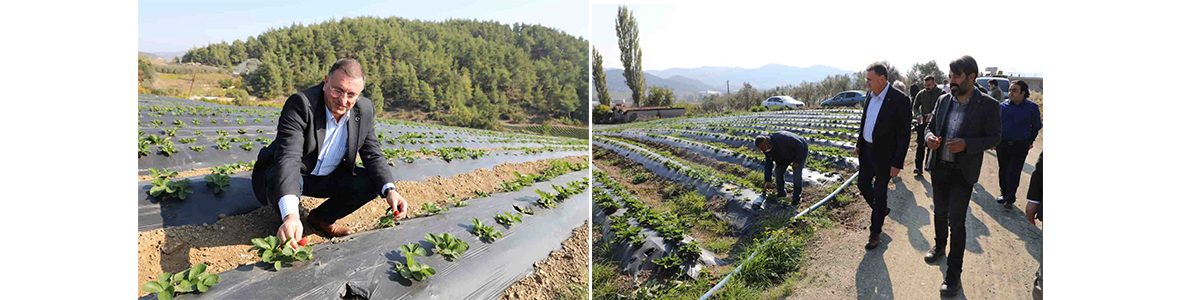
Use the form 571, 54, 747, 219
866, 62, 889, 79
893, 80, 904, 89
924, 75, 936, 82
328, 58, 365, 79
1013, 80, 1030, 95
988, 79, 999, 87
754, 135, 770, 147
949, 55, 979, 78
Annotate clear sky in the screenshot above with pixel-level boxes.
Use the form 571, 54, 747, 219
139, 0, 588, 53
592, 1, 1046, 77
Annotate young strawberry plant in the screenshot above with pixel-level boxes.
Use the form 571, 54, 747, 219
534, 189, 558, 208
236, 119, 245, 124
254, 118, 262, 123
494, 212, 523, 228
163, 127, 178, 137
215, 139, 231, 150
395, 243, 435, 281
151, 119, 164, 127
139, 140, 152, 157
159, 141, 179, 156
210, 119, 217, 124
149, 177, 193, 200
248, 236, 313, 271
240, 143, 254, 151
425, 233, 470, 260
421, 202, 446, 215
469, 218, 503, 242
179, 138, 197, 144
238, 129, 248, 135
141, 263, 221, 300
513, 204, 535, 215
473, 190, 488, 198
173, 119, 183, 126
375, 208, 401, 229
256, 128, 264, 133
204, 173, 230, 194
191, 119, 201, 125
216, 130, 229, 136
194, 131, 204, 136
189, 145, 205, 152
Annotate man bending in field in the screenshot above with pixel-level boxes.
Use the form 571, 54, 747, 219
251, 58, 408, 248
755, 131, 809, 206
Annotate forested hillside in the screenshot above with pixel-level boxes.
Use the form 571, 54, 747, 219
179, 16, 587, 129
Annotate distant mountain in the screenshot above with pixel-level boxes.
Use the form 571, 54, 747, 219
139, 50, 188, 61
603, 68, 720, 102
645, 64, 854, 90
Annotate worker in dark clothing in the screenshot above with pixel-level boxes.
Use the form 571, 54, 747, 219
911, 75, 945, 176
755, 131, 810, 206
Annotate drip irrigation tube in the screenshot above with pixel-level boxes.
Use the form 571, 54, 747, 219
697, 171, 860, 300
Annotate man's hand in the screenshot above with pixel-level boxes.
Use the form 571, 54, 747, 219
386, 190, 408, 221
1025, 202, 1040, 225
277, 214, 303, 249
925, 115, 933, 123
890, 167, 901, 176
926, 135, 941, 150
946, 138, 966, 153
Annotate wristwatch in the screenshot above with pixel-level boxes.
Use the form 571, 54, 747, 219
382, 186, 397, 198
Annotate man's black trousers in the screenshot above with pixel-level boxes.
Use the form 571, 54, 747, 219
263, 166, 379, 224
996, 141, 1030, 204
913, 123, 929, 171
857, 143, 890, 235
931, 166, 973, 281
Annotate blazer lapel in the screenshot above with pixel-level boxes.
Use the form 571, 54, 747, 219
313, 95, 327, 154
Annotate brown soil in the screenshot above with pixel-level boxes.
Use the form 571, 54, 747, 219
136, 155, 586, 297
499, 220, 590, 299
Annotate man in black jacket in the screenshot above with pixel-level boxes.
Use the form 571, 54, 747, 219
251, 58, 408, 247
911, 75, 945, 176
856, 62, 913, 250
755, 131, 809, 206
922, 55, 1002, 296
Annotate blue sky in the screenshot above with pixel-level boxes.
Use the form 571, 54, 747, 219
139, 0, 588, 53
592, 2, 1045, 77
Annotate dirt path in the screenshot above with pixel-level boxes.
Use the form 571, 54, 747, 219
790, 135, 1043, 299
500, 220, 590, 299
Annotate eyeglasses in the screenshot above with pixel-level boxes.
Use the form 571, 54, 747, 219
330, 87, 359, 99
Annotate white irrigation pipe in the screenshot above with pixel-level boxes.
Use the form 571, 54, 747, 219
697, 171, 860, 300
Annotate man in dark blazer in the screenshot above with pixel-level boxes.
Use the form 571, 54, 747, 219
922, 55, 1002, 296
855, 62, 913, 250
251, 58, 408, 246
755, 131, 809, 206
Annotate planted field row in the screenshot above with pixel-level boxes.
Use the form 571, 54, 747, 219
600, 131, 846, 186
138, 151, 590, 231
145, 167, 592, 299
592, 137, 762, 230
592, 169, 717, 279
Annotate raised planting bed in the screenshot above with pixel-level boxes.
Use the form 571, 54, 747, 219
137, 151, 588, 231
592, 137, 762, 231
592, 169, 721, 280
148, 170, 591, 300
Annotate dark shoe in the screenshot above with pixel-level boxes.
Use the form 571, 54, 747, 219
1004, 202, 1014, 210
940, 277, 961, 296
885, 207, 892, 216
924, 246, 945, 263
913, 169, 923, 176
865, 233, 881, 250
308, 215, 351, 237
791, 197, 802, 206
996, 195, 1005, 204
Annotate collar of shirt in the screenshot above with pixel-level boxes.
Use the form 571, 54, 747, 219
325, 107, 349, 127
870, 83, 890, 102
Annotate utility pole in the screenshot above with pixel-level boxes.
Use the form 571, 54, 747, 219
726, 80, 730, 95
186, 71, 197, 99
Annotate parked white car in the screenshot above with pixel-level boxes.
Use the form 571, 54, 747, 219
761, 96, 805, 109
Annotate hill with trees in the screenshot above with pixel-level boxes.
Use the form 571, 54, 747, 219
176, 16, 588, 130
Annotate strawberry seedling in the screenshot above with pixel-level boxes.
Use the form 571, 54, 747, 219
159, 141, 179, 156
173, 119, 183, 126
421, 202, 445, 215
493, 212, 523, 228
189, 145, 205, 152
238, 129, 247, 135
256, 128, 264, 133
204, 173, 230, 194
149, 177, 193, 200
248, 236, 313, 271
469, 218, 502, 243
215, 139, 231, 150
216, 130, 229, 136
179, 138, 197, 144
141, 263, 221, 300
473, 190, 488, 198
163, 127, 178, 137
193, 131, 204, 136
254, 118, 262, 123
240, 143, 254, 151
139, 140, 152, 157
534, 189, 558, 208
151, 119, 163, 127
191, 119, 201, 125
375, 208, 399, 229
425, 233, 470, 260
394, 243, 435, 281
236, 119, 245, 124
513, 204, 535, 215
